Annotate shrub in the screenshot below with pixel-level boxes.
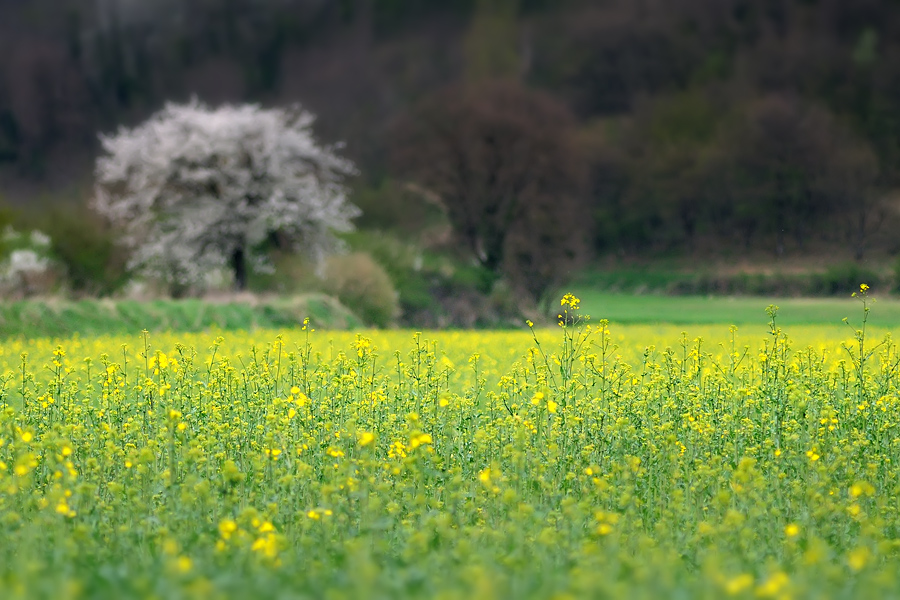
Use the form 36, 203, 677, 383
343, 231, 438, 313
0, 226, 61, 297
323, 252, 400, 327
38, 205, 129, 296
811, 262, 881, 296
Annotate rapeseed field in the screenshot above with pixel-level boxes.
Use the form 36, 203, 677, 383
1, 292, 900, 599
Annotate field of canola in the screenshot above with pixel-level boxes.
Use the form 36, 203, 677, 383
1, 294, 900, 599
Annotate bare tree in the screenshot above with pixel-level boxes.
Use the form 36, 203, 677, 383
395, 81, 587, 300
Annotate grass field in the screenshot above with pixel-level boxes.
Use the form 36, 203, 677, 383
1, 293, 899, 598
572, 290, 900, 327
2, 290, 895, 342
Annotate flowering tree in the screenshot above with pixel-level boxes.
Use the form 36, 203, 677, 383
0, 227, 55, 297
93, 100, 359, 292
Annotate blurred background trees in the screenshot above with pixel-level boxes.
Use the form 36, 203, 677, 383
394, 81, 587, 300
1, 0, 900, 309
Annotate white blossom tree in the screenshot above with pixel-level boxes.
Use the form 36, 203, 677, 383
93, 100, 359, 293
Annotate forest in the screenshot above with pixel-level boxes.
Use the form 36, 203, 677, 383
0, 0, 898, 306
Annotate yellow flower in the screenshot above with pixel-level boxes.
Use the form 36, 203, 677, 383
20, 431, 32, 443
848, 547, 870, 572
358, 432, 375, 447
479, 468, 492, 485
258, 521, 275, 533
784, 523, 799, 538
251, 534, 279, 558
176, 556, 193, 573
219, 519, 238, 540
560, 293, 580, 310
850, 481, 874, 497
547, 400, 558, 414
409, 433, 433, 449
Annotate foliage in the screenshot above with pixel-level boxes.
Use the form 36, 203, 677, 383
25, 203, 129, 296
0, 296, 900, 597
93, 100, 359, 294
342, 230, 437, 313
341, 230, 524, 328
463, 0, 520, 82
349, 179, 444, 235
590, 91, 886, 258
322, 252, 400, 328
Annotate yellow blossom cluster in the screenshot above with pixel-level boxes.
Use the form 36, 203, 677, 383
0, 298, 897, 597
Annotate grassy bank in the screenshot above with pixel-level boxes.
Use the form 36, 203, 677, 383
0, 294, 361, 339
3, 289, 896, 340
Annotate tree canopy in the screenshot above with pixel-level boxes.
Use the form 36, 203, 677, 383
93, 100, 358, 293
4, 0, 900, 262
395, 81, 587, 300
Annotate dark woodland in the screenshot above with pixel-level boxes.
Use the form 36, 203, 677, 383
1, 0, 899, 300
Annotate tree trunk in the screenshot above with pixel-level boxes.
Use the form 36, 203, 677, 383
232, 247, 247, 291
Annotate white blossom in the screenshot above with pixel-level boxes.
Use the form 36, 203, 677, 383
5, 249, 49, 277
93, 99, 360, 289
29, 230, 51, 247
